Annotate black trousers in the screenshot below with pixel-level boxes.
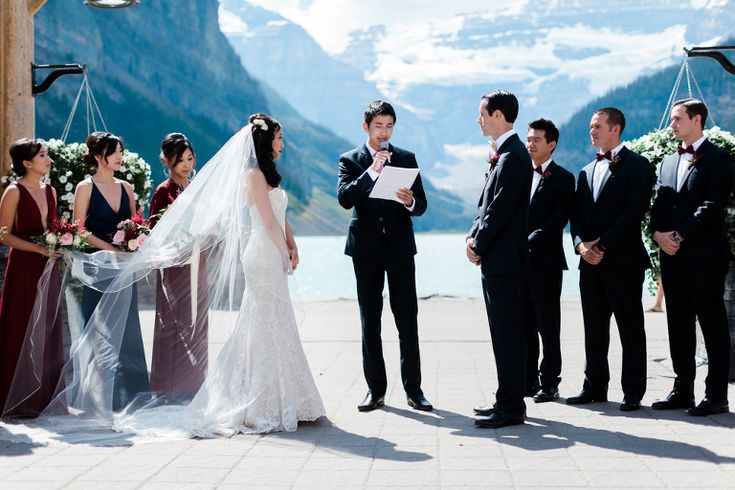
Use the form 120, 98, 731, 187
480, 272, 527, 417
660, 258, 730, 401
521, 268, 563, 392
579, 267, 646, 400
352, 249, 422, 397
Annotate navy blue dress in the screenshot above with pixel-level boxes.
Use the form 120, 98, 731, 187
81, 182, 149, 411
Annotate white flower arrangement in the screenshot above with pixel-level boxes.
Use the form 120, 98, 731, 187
252, 118, 269, 131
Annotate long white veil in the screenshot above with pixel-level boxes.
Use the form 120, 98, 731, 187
1, 124, 298, 444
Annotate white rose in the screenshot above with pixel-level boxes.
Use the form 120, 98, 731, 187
84, 174, 91, 180
127, 239, 139, 251
59, 194, 67, 202
65, 183, 73, 192
59, 175, 67, 184
65, 192, 74, 203
72, 235, 81, 247
46, 233, 58, 245
126, 173, 133, 180
62, 211, 70, 219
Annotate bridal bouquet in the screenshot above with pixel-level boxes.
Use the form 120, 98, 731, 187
112, 213, 151, 252
34, 217, 91, 252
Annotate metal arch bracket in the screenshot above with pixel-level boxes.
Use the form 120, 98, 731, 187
32, 63, 86, 96
684, 46, 735, 75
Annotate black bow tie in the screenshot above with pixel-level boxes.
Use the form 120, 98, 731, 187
677, 144, 695, 156
595, 150, 612, 162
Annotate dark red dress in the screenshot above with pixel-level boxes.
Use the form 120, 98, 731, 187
0, 183, 64, 418
148, 179, 208, 400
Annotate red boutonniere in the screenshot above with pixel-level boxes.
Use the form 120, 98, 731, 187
609, 154, 621, 169
487, 151, 499, 168
688, 153, 699, 168
541, 169, 552, 181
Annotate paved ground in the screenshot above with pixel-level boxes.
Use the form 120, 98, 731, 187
1, 297, 734, 489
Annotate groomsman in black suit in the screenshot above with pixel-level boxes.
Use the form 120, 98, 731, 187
568, 107, 655, 411
338, 100, 432, 413
467, 90, 533, 428
522, 119, 575, 403
650, 98, 734, 416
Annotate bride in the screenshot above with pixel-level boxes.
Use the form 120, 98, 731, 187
1, 114, 325, 442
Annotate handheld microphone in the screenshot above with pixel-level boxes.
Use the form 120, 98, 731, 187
379, 141, 391, 162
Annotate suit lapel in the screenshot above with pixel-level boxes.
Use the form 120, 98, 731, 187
677, 139, 708, 192
357, 145, 373, 171
583, 160, 596, 201
531, 161, 554, 203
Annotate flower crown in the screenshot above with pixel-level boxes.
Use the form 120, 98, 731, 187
252, 118, 269, 132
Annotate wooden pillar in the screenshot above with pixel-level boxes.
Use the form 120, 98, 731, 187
0, 0, 46, 173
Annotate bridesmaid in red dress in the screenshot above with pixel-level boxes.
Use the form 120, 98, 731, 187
0, 139, 64, 418
148, 133, 208, 401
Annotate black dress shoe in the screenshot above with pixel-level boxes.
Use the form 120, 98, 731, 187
525, 381, 541, 397
475, 412, 525, 429
651, 390, 695, 410
407, 394, 433, 411
533, 387, 559, 403
357, 392, 385, 412
566, 390, 607, 405
473, 405, 496, 417
687, 398, 729, 416
620, 398, 641, 411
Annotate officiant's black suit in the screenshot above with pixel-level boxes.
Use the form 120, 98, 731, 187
649, 139, 734, 403
570, 147, 655, 402
469, 133, 533, 418
521, 161, 575, 394
338, 143, 427, 398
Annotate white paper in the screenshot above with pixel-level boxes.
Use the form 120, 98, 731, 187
369, 166, 420, 203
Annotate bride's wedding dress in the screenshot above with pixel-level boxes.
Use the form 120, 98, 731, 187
114, 187, 325, 437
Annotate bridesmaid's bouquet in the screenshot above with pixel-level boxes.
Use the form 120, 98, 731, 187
34, 217, 91, 252
112, 213, 151, 252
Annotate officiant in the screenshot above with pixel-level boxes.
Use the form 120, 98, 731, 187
337, 100, 432, 413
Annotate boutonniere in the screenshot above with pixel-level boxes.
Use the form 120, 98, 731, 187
609, 153, 621, 169
689, 153, 699, 168
541, 169, 552, 181
487, 151, 499, 168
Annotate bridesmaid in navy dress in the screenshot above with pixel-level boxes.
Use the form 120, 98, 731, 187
73, 132, 149, 411
148, 133, 208, 401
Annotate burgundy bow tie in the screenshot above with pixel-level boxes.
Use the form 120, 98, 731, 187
595, 150, 612, 162
534, 166, 544, 175
677, 144, 695, 156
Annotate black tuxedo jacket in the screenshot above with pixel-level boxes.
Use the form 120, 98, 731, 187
649, 139, 735, 263
528, 161, 575, 271
570, 146, 655, 271
469, 133, 533, 275
338, 144, 427, 260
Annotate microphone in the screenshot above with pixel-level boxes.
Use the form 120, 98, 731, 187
379, 141, 391, 162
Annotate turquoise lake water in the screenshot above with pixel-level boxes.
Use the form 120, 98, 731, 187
289, 232, 635, 301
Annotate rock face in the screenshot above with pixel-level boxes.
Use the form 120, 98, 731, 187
32, 0, 465, 234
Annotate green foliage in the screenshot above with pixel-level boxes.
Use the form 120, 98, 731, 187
626, 127, 735, 292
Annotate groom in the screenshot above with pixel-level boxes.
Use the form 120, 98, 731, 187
337, 100, 432, 413
467, 90, 533, 428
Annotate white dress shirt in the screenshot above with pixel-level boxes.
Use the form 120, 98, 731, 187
493, 129, 517, 152
530, 159, 551, 202
365, 140, 415, 211
592, 143, 624, 201
676, 135, 706, 191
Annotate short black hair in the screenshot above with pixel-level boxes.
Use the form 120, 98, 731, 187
594, 107, 626, 135
673, 98, 708, 130
9, 138, 43, 176
364, 100, 396, 125
481, 90, 519, 123
528, 118, 559, 151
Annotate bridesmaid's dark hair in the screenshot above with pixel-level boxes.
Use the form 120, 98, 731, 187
9, 138, 43, 176
83, 131, 125, 171
249, 113, 282, 188
160, 133, 196, 168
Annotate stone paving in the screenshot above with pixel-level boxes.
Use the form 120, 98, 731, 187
1, 297, 734, 489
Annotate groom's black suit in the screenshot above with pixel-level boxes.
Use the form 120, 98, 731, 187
469, 133, 533, 418
570, 146, 655, 401
521, 161, 575, 393
649, 139, 734, 402
338, 143, 427, 398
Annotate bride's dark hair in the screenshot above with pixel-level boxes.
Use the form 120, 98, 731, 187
249, 113, 282, 188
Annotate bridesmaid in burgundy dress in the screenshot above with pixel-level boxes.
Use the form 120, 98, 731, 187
148, 133, 208, 401
0, 139, 64, 418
